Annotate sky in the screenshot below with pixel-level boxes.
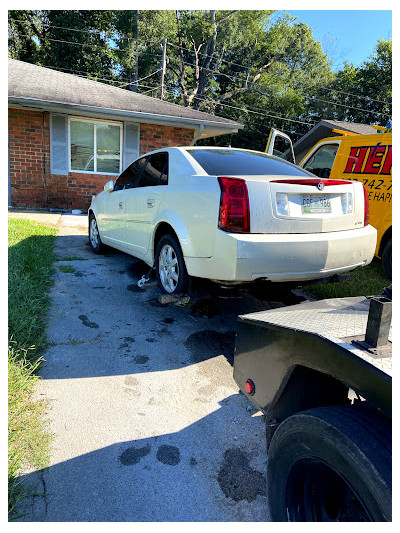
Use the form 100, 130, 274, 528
279, 10, 392, 71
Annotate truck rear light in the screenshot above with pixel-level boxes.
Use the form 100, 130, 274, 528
245, 379, 255, 395
363, 183, 370, 226
218, 177, 250, 233
276, 192, 289, 216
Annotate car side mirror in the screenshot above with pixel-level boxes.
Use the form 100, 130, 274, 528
104, 180, 114, 193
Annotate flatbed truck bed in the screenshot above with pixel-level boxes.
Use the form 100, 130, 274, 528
233, 295, 392, 521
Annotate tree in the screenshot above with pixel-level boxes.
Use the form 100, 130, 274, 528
309, 39, 392, 126
8, 10, 41, 63
114, 10, 176, 94
38, 11, 116, 81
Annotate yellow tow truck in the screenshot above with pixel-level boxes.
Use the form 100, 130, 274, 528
266, 126, 392, 278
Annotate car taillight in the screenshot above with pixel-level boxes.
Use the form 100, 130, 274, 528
218, 177, 250, 233
363, 183, 370, 226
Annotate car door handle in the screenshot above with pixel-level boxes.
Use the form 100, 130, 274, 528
118, 202, 124, 209
146, 199, 155, 208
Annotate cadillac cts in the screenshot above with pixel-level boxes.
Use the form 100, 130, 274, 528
88, 147, 377, 294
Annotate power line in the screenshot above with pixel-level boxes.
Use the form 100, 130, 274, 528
10, 18, 392, 107
317, 86, 391, 106
119, 68, 162, 88
307, 95, 391, 118
10, 26, 391, 118
134, 82, 318, 127
166, 39, 253, 71
11, 31, 163, 58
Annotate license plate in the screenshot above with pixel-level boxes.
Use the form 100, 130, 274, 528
302, 195, 331, 214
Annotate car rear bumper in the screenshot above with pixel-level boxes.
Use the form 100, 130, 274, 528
184, 225, 377, 282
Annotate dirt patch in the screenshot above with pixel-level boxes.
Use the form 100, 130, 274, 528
217, 448, 266, 502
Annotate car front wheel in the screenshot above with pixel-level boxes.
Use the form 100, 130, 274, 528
89, 214, 104, 253
155, 234, 189, 294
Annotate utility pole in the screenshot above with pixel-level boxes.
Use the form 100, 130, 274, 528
160, 38, 167, 100
132, 10, 139, 92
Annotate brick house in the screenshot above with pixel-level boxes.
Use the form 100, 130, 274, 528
8, 59, 242, 210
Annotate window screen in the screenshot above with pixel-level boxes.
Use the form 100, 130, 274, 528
186, 149, 309, 176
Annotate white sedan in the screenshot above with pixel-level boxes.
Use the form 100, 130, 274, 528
88, 147, 377, 294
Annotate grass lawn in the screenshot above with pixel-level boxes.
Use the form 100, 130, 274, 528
8, 218, 57, 519
303, 258, 390, 300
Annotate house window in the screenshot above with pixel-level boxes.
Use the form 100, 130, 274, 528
70, 118, 122, 174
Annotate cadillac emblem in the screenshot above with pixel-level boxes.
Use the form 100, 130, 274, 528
317, 181, 325, 191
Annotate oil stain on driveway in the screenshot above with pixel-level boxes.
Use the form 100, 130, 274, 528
18, 214, 274, 522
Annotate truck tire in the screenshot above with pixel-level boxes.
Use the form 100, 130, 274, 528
267, 405, 391, 522
382, 238, 392, 280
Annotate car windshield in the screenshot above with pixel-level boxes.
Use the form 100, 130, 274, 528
186, 148, 309, 176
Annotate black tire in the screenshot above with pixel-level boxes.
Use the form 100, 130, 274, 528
88, 213, 104, 254
267, 405, 392, 522
382, 238, 392, 280
155, 234, 189, 294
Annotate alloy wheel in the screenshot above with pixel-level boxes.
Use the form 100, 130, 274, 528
158, 244, 179, 293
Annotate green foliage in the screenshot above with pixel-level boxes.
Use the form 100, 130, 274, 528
8, 10, 392, 149
309, 39, 392, 126
8, 218, 57, 354
58, 264, 75, 273
8, 10, 41, 63
304, 259, 389, 300
8, 218, 57, 520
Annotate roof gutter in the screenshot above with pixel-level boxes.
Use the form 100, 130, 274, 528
190, 125, 205, 146
8, 96, 242, 134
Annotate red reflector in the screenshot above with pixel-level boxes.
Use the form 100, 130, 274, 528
245, 379, 255, 395
218, 177, 250, 233
363, 183, 370, 226
270, 179, 351, 186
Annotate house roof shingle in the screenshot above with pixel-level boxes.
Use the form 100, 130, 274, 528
8, 58, 242, 135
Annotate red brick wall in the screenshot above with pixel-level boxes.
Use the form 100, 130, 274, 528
140, 123, 194, 154
9, 108, 195, 210
9, 108, 50, 207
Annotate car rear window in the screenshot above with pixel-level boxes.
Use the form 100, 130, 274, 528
186, 149, 309, 176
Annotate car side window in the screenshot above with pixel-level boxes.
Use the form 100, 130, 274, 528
137, 153, 168, 188
114, 157, 147, 191
303, 144, 339, 178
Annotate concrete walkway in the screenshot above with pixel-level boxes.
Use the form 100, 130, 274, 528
8, 210, 88, 232
14, 211, 273, 522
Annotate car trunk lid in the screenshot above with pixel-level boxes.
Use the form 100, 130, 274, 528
244, 176, 365, 234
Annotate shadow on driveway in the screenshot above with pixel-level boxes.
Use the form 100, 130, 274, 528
18, 395, 269, 522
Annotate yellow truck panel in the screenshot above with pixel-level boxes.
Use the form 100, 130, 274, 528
299, 133, 392, 266
265, 128, 392, 278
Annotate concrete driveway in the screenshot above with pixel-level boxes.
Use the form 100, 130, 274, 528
16, 212, 301, 522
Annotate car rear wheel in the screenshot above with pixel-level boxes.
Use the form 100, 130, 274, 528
155, 234, 189, 294
89, 214, 104, 253
267, 405, 392, 522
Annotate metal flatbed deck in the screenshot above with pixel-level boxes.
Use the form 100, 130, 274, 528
239, 296, 392, 376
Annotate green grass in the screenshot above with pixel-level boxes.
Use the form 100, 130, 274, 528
303, 258, 389, 300
55, 255, 86, 261
8, 218, 57, 519
58, 264, 75, 273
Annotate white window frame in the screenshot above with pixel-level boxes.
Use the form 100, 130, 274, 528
300, 140, 342, 169
68, 116, 123, 175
